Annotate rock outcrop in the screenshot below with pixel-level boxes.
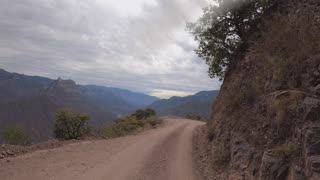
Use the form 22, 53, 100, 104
194, 0, 320, 179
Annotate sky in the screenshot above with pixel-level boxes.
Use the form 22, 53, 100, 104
0, 0, 221, 98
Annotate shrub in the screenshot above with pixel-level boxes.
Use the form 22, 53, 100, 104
101, 115, 162, 138
145, 108, 157, 117
54, 110, 90, 140
145, 117, 163, 127
2, 127, 31, 145
213, 141, 231, 165
133, 108, 157, 120
186, 114, 204, 121
272, 143, 299, 159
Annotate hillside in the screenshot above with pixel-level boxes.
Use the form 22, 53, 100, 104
0, 69, 158, 142
149, 91, 219, 119
193, 0, 320, 179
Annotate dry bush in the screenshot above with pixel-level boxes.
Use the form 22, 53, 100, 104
249, 11, 320, 90
213, 141, 231, 165
3, 127, 31, 146
54, 110, 90, 140
272, 143, 299, 159
100, 116, 162, 138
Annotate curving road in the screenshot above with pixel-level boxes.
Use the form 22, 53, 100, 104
0, 117, 204, 180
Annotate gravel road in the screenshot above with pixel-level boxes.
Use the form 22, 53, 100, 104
0, 117, 204, 180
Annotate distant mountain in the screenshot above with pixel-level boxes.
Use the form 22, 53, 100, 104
149, 91, 219, 119
0, 69, 159, 142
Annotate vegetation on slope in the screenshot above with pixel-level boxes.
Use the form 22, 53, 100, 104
191, 0, 320, 179
100, 108, 162, 138
188, 0, 277, 80
2, 127, 31, 146
54, 110, 91, 140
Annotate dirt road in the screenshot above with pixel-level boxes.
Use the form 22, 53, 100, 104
0, 117, 204, 180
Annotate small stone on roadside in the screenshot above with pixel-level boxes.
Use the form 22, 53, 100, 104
6, 150, 13, 156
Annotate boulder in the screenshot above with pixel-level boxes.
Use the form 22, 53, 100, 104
305, 156, 320, 179
230, 134, 252, 171
301, 73, 311, 88
270, 80, 286, 91
304, 105, 320, 122
315, 84, 320, 94
259, 151, 289, 180
313, 71, 320, 77
303, 97, 320, 106
303, 123, 320, 179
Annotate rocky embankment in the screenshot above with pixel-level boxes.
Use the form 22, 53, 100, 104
194, 0, 320, 179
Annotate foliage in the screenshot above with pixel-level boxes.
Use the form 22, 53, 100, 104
272, 143, 299, 159
213, 141, 231, 165
133, 108, 156, 120
186, 114, 205, 121
54, 110, 90, 140
101, 116, 162, 138
187, 0, 275, 79
101, 109, 161, 138
2, 126, 31, 146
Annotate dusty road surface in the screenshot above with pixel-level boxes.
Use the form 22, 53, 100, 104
0, 117, 204, 180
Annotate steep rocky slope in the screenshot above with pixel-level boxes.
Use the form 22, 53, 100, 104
194, 1, 320, 179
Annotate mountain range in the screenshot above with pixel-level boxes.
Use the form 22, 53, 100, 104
0, 69, 158, 142
0, 69, 218, 142
149, 90, 219, 119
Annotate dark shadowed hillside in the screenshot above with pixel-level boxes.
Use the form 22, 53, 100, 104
149, 91, 219, 119
0, 69, 158, 142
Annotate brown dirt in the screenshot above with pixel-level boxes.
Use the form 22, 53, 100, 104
0, 117, 204, 180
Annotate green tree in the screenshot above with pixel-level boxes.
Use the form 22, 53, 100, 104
133, 108, 157, 120
133, 109, 146, 120
187, 0, 275, 80
2, 126, 31, 145
145, 108, 156, 117
54, 110, 90, 140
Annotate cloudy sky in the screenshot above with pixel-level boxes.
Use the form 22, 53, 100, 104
0, 0, 221, 98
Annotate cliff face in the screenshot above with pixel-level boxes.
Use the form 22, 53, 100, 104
194, 1, 320, 179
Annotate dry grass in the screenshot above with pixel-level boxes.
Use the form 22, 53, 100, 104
250, 11, 320, 90
100, 116, 162, 138
271, 143, 299, 159
213, 141, 231, 165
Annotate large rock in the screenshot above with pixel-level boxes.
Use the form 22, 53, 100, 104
303, 123, 320, 179
313, 71, 320, 78
304, 105, 320, 122
303, 97, 320, 106
270, 80, 286, 91
315, 84, 320, 95
259, 151, 289, 180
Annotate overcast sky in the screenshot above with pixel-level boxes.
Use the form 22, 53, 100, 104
0, 0, 221, 98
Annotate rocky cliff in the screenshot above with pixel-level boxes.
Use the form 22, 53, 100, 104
194, 1, 320, 179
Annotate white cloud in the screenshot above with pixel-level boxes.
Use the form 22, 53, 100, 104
0, 0, 221, 98
150, 89, 194, 99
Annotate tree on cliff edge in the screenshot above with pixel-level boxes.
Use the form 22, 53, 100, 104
187, 0, 275, 80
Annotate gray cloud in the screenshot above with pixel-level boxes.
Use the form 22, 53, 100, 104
0, 0, 221, 98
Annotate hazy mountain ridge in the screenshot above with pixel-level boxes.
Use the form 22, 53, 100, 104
0, 69, 159, 142
149, 90, 219, 118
